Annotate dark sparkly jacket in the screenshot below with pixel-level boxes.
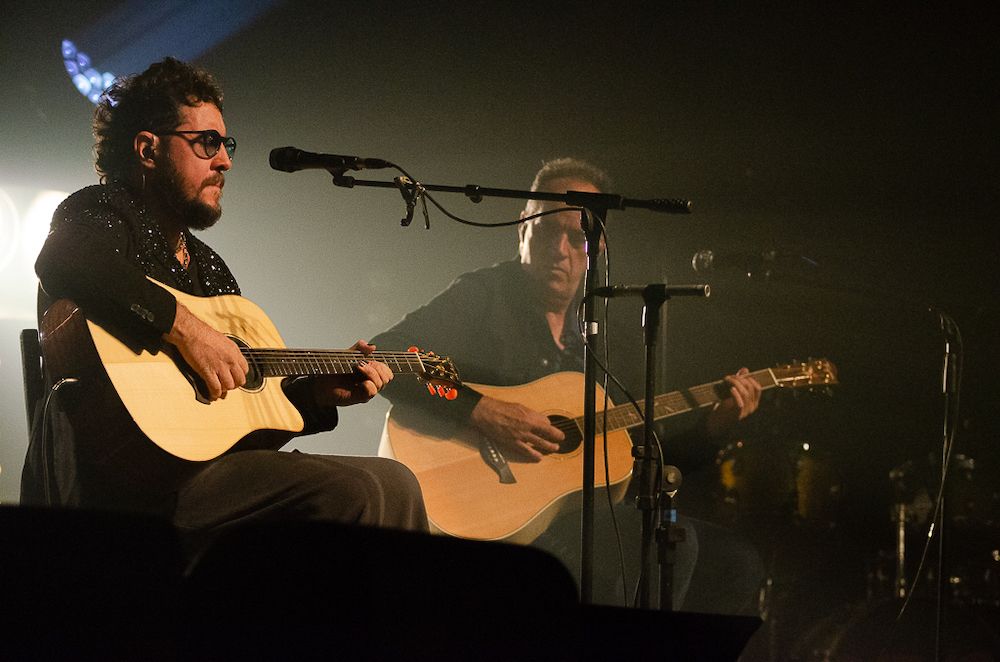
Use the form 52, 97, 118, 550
35, 182, 240, 349
23, 182, 337, 507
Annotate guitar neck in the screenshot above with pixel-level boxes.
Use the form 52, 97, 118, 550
590, 368, 780, 432
243, 349, 428, 379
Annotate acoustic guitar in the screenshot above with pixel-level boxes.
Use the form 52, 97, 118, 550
379, 360, 837, 544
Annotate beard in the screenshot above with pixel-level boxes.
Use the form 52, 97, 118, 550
151, 162, 224, 231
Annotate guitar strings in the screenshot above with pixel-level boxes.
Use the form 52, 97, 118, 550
240, 351, 818, 389
240, 350, 438, 358
240, 350, 442, 369
553, 364, 814, 434
232, 350, 818, 423
236, 349, 459, 384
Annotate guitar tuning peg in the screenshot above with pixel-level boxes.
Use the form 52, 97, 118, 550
425, 383, 436, 396
408, 346, 420, 353
445, 388, 458, 401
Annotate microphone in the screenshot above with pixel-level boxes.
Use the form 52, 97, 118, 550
269, 147, 391, 173
591, 283, 710, 299
691, 249, 818, 274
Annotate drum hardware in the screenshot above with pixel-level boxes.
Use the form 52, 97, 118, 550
714, 437, 844, 531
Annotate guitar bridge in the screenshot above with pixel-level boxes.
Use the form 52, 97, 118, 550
480, 440, 516, 484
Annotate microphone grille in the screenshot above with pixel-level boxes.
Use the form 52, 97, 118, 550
691, 249, 714, 272
268, 146, 300, 172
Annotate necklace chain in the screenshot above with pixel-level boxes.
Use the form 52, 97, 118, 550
176, 232, 190, 270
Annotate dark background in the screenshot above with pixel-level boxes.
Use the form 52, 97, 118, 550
1, 1, 997, 647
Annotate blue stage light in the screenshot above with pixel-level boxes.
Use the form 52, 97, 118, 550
60, 0, 281, 106
72, 73, 91, 96
61, 39, 116, 105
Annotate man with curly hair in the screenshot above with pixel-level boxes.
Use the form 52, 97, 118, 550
23, 58, 427, 549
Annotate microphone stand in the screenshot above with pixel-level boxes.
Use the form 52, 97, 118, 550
330, 172, 692, 217
579, 203, 606, 604
636, 285, 671, 610
702, 260, 966, 647
935, 312, 961, 662
633, 285, 708, 609
329, 169, 691, 604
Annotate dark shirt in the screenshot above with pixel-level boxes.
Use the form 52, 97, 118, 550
371, 260, 584, 419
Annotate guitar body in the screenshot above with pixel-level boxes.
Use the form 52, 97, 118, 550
87, 283, 304, 461
39, 285, 306, 501
380, 359, 837, 545
380, 372, 634, 544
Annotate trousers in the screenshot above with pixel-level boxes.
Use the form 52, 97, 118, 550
172, 450, 428, 556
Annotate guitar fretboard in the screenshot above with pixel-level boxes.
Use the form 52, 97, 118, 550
241, 349, 428, 378
587, 368, 780, 432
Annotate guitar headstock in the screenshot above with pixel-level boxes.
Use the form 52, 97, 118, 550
408, 346, 462, 400
772, 358, 838, 389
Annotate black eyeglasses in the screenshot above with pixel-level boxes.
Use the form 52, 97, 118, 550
157, 129, 236, 160
533, 218, 587, 248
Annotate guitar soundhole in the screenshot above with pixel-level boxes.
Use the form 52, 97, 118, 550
550, 415, 582, 454
229, 336, 264, 391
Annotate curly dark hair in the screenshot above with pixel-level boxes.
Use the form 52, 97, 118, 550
93, 57, 224, 183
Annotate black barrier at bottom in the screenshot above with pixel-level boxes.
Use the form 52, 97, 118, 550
2, 506, 760, 660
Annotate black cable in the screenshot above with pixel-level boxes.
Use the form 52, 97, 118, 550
881, 312, 963, 657
388, 162, 588, 229
572, 241, 667, 609
39, 377, 79, 506
591, 221, 632, 608
425, 189, 585, 228
574, 300, 663, 463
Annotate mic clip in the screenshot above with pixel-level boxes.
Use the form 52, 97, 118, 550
331, 171, 355, 188
395, 176, 430, 229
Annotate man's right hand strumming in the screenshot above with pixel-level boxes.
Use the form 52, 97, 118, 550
164, 301, 248, 401
469, 395, 564, 462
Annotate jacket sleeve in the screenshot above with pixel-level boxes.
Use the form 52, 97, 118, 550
35, 202, 177, 352
369, 272, 499, 426
282, 377, 340, 435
